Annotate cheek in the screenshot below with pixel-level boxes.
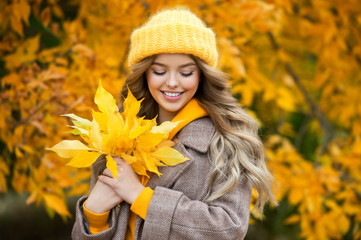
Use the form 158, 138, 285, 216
146, 73, 161, 92
182, 75, 200, 92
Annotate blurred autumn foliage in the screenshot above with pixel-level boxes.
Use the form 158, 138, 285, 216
1, 0, 361, 239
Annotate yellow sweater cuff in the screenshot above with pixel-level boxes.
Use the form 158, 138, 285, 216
83, 200, 110, 234
130, 187, 154, 220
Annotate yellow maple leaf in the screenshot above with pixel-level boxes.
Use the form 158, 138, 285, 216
106, 155, 118, 179
89, 118, 102, 150
4, 35, 40, 70
151, 121, 179, 136
95, 80, 119, 115
43, 194, 71, 217
62, 113, 92, 136
66, 151, 102, 168
151, 146, 189, 166
47, 80, 189, 179
47, 140, 92, 158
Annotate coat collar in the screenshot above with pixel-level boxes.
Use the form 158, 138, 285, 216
174, 116, 215, 153
168, 99, 208, 140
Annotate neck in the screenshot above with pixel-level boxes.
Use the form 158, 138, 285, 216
158, 108, 176, 124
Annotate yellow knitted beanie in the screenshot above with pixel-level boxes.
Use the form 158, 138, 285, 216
128, 9, 218, 67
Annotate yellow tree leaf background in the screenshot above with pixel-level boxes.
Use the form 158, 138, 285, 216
0, 0, 361, 239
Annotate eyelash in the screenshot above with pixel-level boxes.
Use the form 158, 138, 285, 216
152, 71, 166, 76
152, 71, 194, 77
181, 72, 194, 77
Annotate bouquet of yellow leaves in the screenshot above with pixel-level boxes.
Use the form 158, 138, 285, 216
47, 81, 189, 179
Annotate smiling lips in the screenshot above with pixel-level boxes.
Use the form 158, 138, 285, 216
162, 91, 182, 97
161, 91, 184, 100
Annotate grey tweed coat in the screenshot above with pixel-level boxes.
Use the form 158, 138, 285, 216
71, 117, 252, 240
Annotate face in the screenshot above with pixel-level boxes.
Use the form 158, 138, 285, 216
146, 53, 200, 123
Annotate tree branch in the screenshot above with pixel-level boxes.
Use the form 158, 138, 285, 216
267, 32, 333, 155
6, 97, 52, 129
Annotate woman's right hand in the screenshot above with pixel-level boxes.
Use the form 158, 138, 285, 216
84, 177, 123, 214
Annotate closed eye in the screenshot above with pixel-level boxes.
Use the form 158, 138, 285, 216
152, 71, 166, 76
181, 72, 194, 77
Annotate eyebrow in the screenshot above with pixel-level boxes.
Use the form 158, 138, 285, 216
151, 62, 197, 68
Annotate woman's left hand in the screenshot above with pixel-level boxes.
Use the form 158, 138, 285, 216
97, 156, 145, 205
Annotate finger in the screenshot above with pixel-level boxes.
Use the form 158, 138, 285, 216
103, 167, 124, 179
98, 175, 117, 188
103, 168, 114, 177
113, 156, 127, 165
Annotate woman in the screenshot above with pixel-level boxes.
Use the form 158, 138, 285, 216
72, 8, 276, 240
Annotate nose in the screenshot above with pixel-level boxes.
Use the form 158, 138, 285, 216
166, 72, 179, 88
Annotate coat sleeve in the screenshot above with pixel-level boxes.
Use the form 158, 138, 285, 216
71, 196, 120, 240
71, 156, 130, 240
142, 176, 252, 240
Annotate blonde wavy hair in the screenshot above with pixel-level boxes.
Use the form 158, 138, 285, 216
119, 55, 277, 213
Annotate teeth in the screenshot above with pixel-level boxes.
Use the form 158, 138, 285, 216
163, 91, 181, 97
